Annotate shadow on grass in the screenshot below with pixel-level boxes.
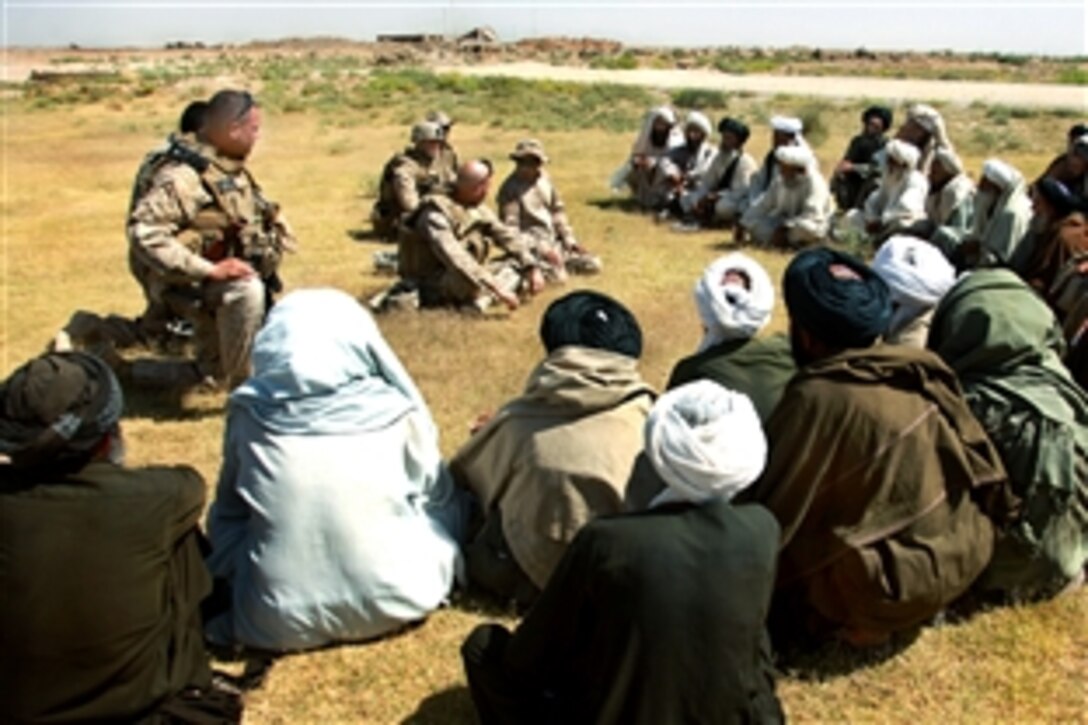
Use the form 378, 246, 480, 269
585, 196, 646, 214
775, 626, 921, 680
122, 382, 225, 422
347, 227, 386, 243
401, 685, 476, 725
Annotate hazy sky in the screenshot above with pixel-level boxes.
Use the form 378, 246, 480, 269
4, 1, 1087, 57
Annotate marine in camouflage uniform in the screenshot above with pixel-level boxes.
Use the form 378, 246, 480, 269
497, 139, 601, 278
127, 100, 208, 341
370, 121, 446, 242
427, 109, 460, 192
399, 160, 541, 311
128, 90, 295, 388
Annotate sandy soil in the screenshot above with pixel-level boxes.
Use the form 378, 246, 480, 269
435, 61, 1087, 110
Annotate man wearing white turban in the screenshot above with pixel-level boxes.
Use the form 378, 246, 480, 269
747, 115, 809, 207
653, 111, 718, 216
668, 253, 796, 422
870, 235, 957, 347
461, 381, 783, 724
922, 148, 976, 257
611, 106, 683, 209
843, 139, 929, 244
739, 144, 832, 247
897, 103, 954, 174
958, 158, 1033, 268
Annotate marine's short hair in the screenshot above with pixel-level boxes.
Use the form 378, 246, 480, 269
205, 89, 258, 129
178, 100, 208, 134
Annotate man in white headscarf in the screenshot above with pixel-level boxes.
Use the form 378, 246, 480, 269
653, 111, 718, 216
739, 144, 831, 248
206, 289, 468, 651
842, 139, 929, 244
921, 147, 976, 258
870, 235, 957, 347
958, 158, 1033, 268
460, 380, 783, 725
896, 103, 954, 174
747, 115, 808, 206
680, 117, 758, 228
611, 106, 683, 209
668, 253, 796, 422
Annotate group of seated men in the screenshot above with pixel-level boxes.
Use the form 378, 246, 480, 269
4, 237, 1085, 721
5, 86, 1087, 722
371, 111, 601, 312
613, 102, 1088, 384
616, 103, 1088, 271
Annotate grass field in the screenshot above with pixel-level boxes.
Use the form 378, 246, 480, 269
2, 67, 1086, 722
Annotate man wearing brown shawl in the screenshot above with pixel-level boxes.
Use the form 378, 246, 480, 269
450, 291, 655, 608
746, 248, 1015, 648
0, 353, 232, 722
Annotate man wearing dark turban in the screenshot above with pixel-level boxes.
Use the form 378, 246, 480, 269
831, 105, 893, 211
450, 291, 655, 607
0, 353, 231, 721
744, 247, 1015, 649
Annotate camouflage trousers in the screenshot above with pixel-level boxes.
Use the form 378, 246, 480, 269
190, 277, 265, 388
418, 260, 523, 312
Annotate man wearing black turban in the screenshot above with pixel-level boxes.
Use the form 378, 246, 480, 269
0, 353, 232, 721
744, 247, 1015, 650
450, 291, 655, 608
831, 105, 893, 211
678, 116, 759, 229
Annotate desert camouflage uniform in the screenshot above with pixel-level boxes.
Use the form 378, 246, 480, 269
497, 172, 601, 276
126, 132, 202, 339
371, 147, 446, 242
127, 142, 296, 387
399, 194, 535, 310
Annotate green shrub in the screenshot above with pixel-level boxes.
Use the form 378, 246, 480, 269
671, 88, 729, 111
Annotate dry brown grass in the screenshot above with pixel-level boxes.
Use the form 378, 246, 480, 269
3, 88, 1086, 723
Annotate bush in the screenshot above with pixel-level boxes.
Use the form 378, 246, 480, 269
671, 88, 729, 111
797, 104, 829, 147
588, 51, 639, 70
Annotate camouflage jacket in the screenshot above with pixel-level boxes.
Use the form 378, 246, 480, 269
399, 194, 533, 293
128, 141, 296, 283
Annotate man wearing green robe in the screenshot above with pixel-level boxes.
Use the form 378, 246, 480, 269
929, 269, 1088, 600
461, 381, 784, 724
748, 247, 1015, 648
667, 252, 795, 422
0, 352, 225, 722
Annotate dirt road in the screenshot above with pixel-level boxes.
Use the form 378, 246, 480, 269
435, 62, 1086, 110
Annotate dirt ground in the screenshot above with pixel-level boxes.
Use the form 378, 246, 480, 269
434, 61, 1087, 110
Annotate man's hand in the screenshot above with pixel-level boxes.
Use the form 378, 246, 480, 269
206, 257, 256, 282
495, 288, 520, 311
835, 160, 855, 176
469, 410, 494, 435
526, 267, 546, 295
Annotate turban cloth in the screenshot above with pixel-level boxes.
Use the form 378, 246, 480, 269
907, 104, 943, 135
685, 111, 712, 136
1035, 178, 1085, 218
1071, 135, 1088, 161
0, 352, 122, 474
717, 117, 750, 145
775, 143, 814, 169
863, 105, 893, 131
694, 253, 775, 351
872, 236, 957, 336
884, 139, 921, 169
982, 158, 1022, 191
540, 290, 643, 359
783, 247, 892, 349
646, 380, 766, 507
771, 115, 804, 135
